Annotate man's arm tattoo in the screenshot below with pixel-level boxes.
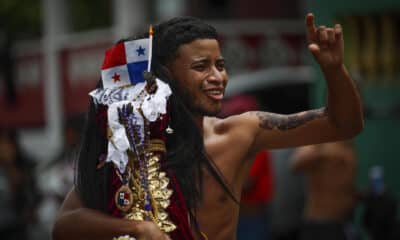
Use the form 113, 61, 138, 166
255, 107, 327, 131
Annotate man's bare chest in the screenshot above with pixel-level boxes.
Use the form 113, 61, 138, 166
195, 170, 240, 240
203, 133, 252, 180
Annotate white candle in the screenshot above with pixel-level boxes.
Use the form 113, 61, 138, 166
147, 25, 153, 72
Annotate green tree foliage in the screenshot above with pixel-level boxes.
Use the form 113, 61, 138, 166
70, 0, 112, 32
0, 0, 41, 39
0, 0, 112, 39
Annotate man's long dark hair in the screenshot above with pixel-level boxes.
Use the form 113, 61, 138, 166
75, 17, 237, 215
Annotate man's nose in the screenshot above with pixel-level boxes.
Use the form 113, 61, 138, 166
207, 67, 224, 84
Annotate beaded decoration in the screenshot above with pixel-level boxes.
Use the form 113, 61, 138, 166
111, 103, 176, 232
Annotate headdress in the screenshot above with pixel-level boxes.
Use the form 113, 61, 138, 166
89, 26, 194, 240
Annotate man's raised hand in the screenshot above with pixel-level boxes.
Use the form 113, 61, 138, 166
306, 13, 344, 70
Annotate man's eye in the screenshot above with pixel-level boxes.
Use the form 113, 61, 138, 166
216, 63, 225, 71
193, 65, 206, 71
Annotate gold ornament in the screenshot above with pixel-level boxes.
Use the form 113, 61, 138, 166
115, 139, 177, 233
115, 184, 134, 212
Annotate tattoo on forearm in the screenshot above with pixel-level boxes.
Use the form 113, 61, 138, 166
256, 108, 327, 131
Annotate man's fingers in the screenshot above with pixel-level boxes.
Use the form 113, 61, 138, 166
318, 26, 328, 44
327, 28, 335, 45
306, 13, 316, 42
334, 24, 343, 41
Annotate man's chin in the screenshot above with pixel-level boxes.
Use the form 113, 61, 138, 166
200, 108, 221, 117
187, 100, 223, 117
192, 107, 221, 117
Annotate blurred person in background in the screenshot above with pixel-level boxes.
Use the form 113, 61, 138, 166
219, 94, 274, 240
37, 114, 84, 237
53, 14, 363, 240
291, 141, 360, 240
362, 166, 400, 240
0, 128, 41, 240
269, 148, 304, 240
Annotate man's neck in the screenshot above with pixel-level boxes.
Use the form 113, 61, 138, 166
193, 115, 204, 132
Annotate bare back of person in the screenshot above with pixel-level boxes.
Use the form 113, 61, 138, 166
292, 142, 357, 221
308, 143, 357, 221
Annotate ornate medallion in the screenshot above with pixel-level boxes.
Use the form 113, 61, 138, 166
115, 184, 134, 212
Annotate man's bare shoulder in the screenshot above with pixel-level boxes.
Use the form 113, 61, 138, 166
204, 112, 253, 134
203, 116, 227, 136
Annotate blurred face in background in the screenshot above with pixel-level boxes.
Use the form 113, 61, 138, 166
0, 133, 17, 166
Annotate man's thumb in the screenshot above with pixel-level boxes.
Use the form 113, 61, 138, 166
308, 43, 321, 61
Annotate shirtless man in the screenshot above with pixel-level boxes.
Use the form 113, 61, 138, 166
291, 141, 358, 239
53, 13, 363, 240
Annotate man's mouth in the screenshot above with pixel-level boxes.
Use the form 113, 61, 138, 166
204, 88, 224, 101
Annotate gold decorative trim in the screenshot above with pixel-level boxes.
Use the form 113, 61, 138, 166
116, 138, 176, 233
146, 139, 167, 153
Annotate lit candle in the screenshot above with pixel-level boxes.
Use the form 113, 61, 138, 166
147, 24, 153, 72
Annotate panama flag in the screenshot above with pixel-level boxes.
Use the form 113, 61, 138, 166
101, 38, 149, 89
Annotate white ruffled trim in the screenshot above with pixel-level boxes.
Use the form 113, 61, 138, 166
89, 82, 146, 108
89, 79, 171, 122
142, 79, 172, 121
89, 79, 172, 173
